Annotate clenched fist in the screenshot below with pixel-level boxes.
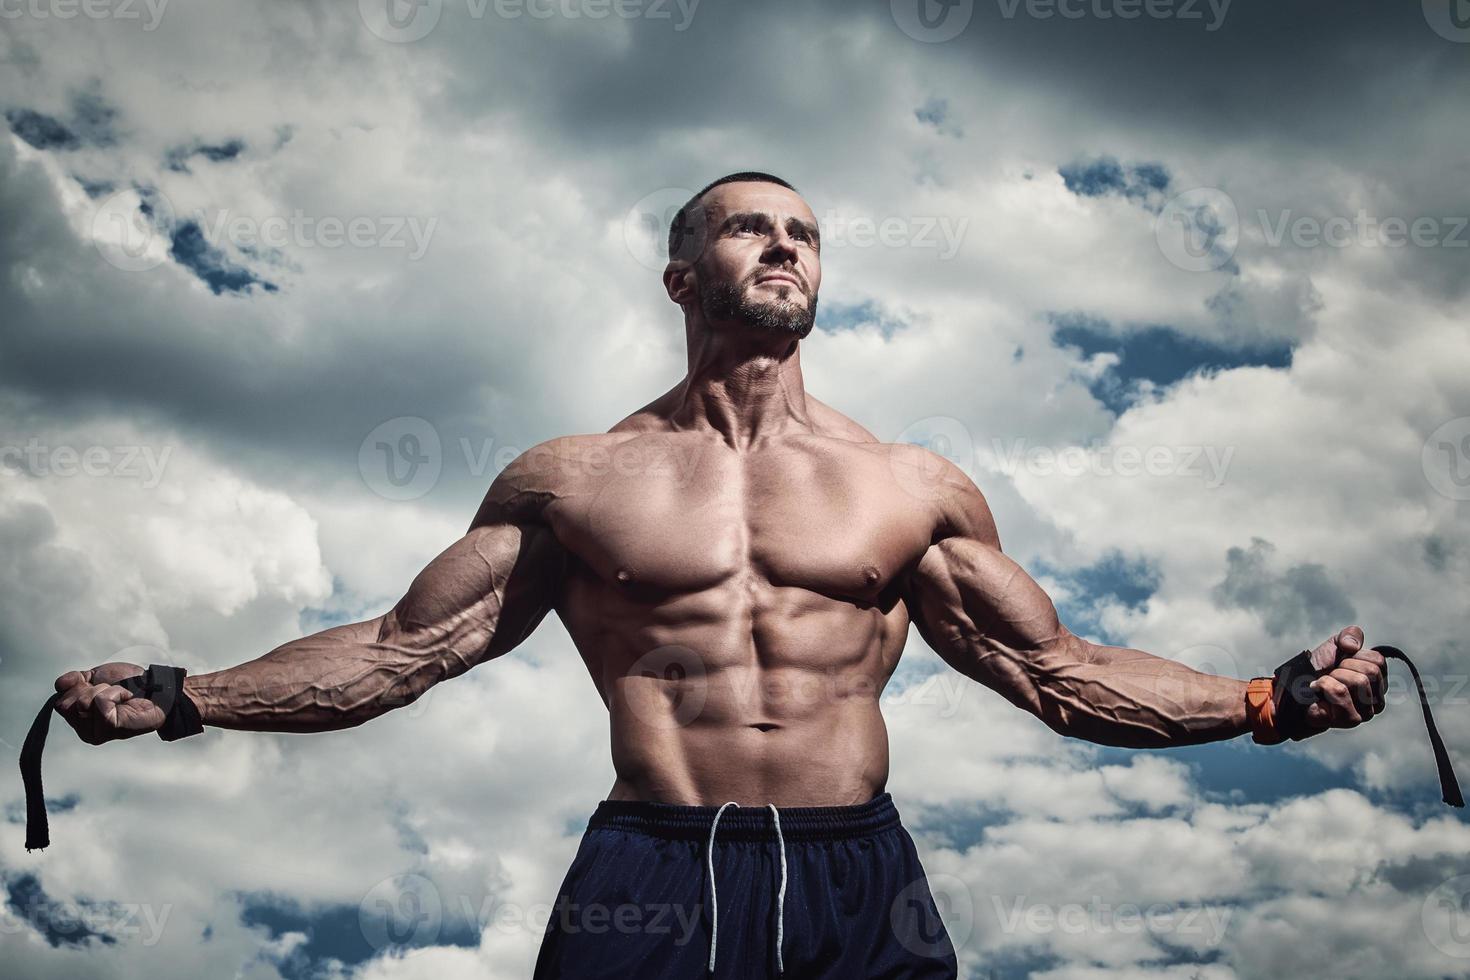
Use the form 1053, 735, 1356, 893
53, 663, 166, 744
1301, 625, 1388, 730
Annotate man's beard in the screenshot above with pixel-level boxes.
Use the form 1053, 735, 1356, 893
698, 274, 817, 340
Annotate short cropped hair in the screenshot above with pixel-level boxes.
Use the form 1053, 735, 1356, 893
667, 171, 799, 262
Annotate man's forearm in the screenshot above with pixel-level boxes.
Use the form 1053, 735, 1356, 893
1010, 635, 1251, 748
182, 614, 483, 733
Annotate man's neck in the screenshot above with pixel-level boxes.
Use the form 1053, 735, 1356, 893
672, 328, 812, 449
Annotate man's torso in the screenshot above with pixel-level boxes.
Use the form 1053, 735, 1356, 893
481, 394, 962, 806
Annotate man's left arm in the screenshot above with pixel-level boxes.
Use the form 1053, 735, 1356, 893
898, 453, 1387, 748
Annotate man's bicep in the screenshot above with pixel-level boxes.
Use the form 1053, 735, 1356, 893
382, 518, 564, 668
904, 535, 1074, 705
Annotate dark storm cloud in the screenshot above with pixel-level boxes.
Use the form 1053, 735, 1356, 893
1211, 537, 1357, 639
0, 0, 1464, 520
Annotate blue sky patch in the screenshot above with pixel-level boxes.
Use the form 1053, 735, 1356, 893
5, 872, 119, 948
165, 138, 247, 173
816, 299, 907, 339
5, 109, 79, 150
1059, 156, 1171, 211
1049, 315, 1292, 414
170, 220, 278, 296
1030, 550, 1160, 645
239, 888, 479, 979
915, 96, 962, 137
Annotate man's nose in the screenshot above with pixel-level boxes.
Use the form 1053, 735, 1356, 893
760, 230, 800, 266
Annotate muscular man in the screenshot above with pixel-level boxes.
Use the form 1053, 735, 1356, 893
52, 172, 1390, 978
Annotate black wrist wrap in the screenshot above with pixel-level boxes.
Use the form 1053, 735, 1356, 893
117, 664, 204, 743
1269, 644, 1462, 808
19, 664, 203, 852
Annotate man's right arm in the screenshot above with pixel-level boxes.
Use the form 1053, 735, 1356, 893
54, 452, 566, 741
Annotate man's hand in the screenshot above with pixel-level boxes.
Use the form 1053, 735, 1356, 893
53, 663, 166, 744
1301, 625, 1388, 730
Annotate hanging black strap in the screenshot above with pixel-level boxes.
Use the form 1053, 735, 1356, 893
1375, 645, 1464, 808
19, 665, 203, 852
20, 692, 63, 852
1274, 643, 1462, 808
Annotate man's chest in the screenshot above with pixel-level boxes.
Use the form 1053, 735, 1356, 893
544, 437, 937, 604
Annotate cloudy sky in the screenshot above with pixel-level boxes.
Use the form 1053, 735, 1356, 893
2, 1, 1469, 977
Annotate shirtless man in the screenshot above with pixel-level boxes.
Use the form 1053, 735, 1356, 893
51, 173, 1390, 978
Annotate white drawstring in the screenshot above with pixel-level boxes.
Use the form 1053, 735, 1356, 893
705, 801, 790, 974
706, 801, 738, 973
768, 803, 788, 974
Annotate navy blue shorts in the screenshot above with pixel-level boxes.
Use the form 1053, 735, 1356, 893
532, 792, 959, 979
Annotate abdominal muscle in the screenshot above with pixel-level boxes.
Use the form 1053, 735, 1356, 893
603, 660, 895, 807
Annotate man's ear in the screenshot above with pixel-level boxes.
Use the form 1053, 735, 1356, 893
662, 260, 695, 305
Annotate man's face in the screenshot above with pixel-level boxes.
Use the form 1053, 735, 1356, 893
675, 181, 822, 340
